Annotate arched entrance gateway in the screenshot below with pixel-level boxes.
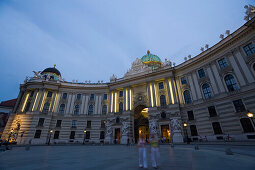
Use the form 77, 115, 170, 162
134, 105, 149, 143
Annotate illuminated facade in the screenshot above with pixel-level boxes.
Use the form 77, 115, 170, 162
2, 18, 255, 145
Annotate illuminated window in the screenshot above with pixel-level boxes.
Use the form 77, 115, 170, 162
187, 111, 194, 120
181, 77, 187, 85
88, 105, 93, 115
190, 125, 198, 136
59, 104, 65, 114
240, 118, 254, 133
224, 74, 238, 92
202, 83, 212, 99
183, 90, 192, 104
198, 69, 205, 78
119, 102, 123, 113
212, 122, 223, 135
208, 106, 217, 117
218, 58, 228, 69
42, 102, 50, 113
74, 105, 80, 115
70, 131, 75, 139
102, 105, 107, 115
90, 94, 94, 101
233, 99, 246, 112
119, 91, 123, 97
243, 43, 255, 56
63, 93, 67, 99
77, 94, 81, 100
160, 95, 166, 107
34, 130, 42, 138
72, 120, 77, 128
158, 82, 164, 89
104, 94, 108, 100
54, 131, 60, 139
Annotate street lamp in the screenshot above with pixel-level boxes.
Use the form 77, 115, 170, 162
83, 130, 87, 145
48, 129, 53, 145
183, 123, 189, 144
247, 110, 255, 127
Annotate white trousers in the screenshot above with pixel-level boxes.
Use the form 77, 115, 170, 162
139, 147, 147, 168
151, 147, 159, 168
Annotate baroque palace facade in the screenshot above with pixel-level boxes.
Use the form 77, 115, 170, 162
2, 17, 255, 145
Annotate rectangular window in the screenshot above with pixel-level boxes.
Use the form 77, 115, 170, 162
190, 125, 198, 136
72, 120, 77, 128
38, 118, 45, 127
34, 130, 42, 138
30, 91, 34, 97
77, 94, 81, 100
240, 118, 255, 133
56, 120, 62, 127
181, 77, 187, 85
187, 111, 194, 120
158, 82, 164, 89
208, 106, 217, 117
47, 91, 53, 98
212, 122, 223, 135
119, 91, 123, 97
54, 131, 60, 139
233, 99, 246, 112
86, 131, 90, 139
87, 120, 91, 128
70, 131, 75, 139
198, 69, 205, 78
63, 93, 67, 99
90, 94, 94, 101
100, 131, 105, 139
243, 43, 255, 56
101, 120, 105, 128
218, 58, 228, 69
104, 94, 108, 100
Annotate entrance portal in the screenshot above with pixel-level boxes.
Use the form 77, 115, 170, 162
134, 105, 149, 143
114, 128, 120, 144
161, 125, 171, 143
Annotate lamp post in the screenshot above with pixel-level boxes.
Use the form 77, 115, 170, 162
247, 111, 255, 127
183, 123, 188, 144
48, 129, 53, 145
83, 130, 87, 145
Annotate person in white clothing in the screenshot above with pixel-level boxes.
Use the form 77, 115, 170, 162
150, 134, 160, 169
137, 134, 148, 169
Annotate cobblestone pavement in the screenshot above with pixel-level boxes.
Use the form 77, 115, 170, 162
0, 145, 255, 170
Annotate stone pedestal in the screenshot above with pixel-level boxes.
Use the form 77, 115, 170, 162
172, 130, 184, 143
121, 135, 128, 144
104, 136, 112, 144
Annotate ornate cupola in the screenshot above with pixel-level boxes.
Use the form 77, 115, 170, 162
41, 64, 61, 80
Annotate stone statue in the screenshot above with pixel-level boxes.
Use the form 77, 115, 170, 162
149, 120, 158, 134
110, 74, 117, 82
244, 5, 255, 21
32, 71, 41, 78
170, 118, 182, 131
121, 121, 129, 135
105, 120, 113, 136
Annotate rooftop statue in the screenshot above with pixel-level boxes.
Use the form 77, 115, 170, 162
244, 4, 255, 21
32, 71, 41, 78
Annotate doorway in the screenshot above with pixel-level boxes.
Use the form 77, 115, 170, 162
134, 105, 149, 143
161, 125, 171, 143
114, 128, 120, 144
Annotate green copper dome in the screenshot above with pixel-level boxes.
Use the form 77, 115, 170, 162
141, 50, 162, 65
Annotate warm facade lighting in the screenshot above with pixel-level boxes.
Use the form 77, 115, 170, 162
168, 79, 175, 104
130, 89, 132, 110
126, 89, 128, 111
111, 92, 113, 112
32, 92, 39, 111
247, 112, 253, 118
150, 83, 154, 107
21, 93, 29, 112
115, 92, 117, 113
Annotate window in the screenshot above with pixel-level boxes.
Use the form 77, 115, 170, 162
240, 118, 254, 133
87, 121, 91, 128
212, 122, 223, 135
198, 69, 205, 78
56, 120, 62, 127
24, 101, 31, 112
181, 77, 187, 85
63, 93, 67, 99
161, 111, 166, 119
38, 118, 45, 127
183, 90, 192, 104
70, 131, 75, 139
119, 102, 123, 113
59, 104, 65, 114
72, 120, 77, 128
101, 120, 105, 128
102, 105, 107, 115
202, 83, 212, 99
208, 106, 217, 117
50, 76, 54, 80
119, 91, 123, 97
190, 125, 198, 136
116, 117, 120, 124
54, 131, 60, 139
77, 94, 81, 100
104, 94, 108, 100
88, 105, 93, 115
100, 131, 105, 139
90, 94, 94, 101
253, 63, 255, 72
86, 131, 90, 139
158, 82, 164, 89
74, 105, 80, 115
233, 99, 246, 112
243, 43, 255, 56
218, 58, 228, 69
34, 130, 42, 138
224, 74, 238, 92
42, 102, 50, 113
47, 91, 52, 98
160, 95, 166, 107
187, 111, 194, 120
30, 91, 34, 97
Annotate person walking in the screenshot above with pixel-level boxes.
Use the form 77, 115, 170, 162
137, 134, 148, 169
150, 134, 159, 169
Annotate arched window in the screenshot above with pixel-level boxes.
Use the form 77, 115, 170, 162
59, 104, 65, 114
160, 95, 166, 107
74, 105, 80, 115
240, 118, 254, 133
43, 102, 50, 113
119, 102, 123, 113
202, 83, 212, 99
102, 105, 107, 115
88, 105, 93, 115
183, 90, 192, 104
224, 74, 238, 92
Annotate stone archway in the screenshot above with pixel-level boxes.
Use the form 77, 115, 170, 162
134, 105, 149, 143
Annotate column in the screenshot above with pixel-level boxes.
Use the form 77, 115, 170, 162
123, 88, 126, 111
32, 89, 42, 112
112, 91, 115, 113
170, 79, 178, 104
69, 94, 76, 114
49, 91, 57, 112
151, 82, 156, 107
109, 92, 112, 113
80, 94, 86, 114
53, 93, 60, 113
65, 93, 72, 114
192, 72, 202, 99
127, 88, 130, 111
84, 96, 89, 115
165, 78, 172, 105
95, 95, 99, 115
147, 83, 152, 107
229, 54, 246, 86
36, 89, 46, 112
207, 66, 219, 94
97, 96, 102, 115
13, 90, 24, 113
29, 89, 39, 112
211, 64, 225, 93
187, 75, 197, 101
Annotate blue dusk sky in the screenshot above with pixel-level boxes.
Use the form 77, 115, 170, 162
0, 0, 254, 102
